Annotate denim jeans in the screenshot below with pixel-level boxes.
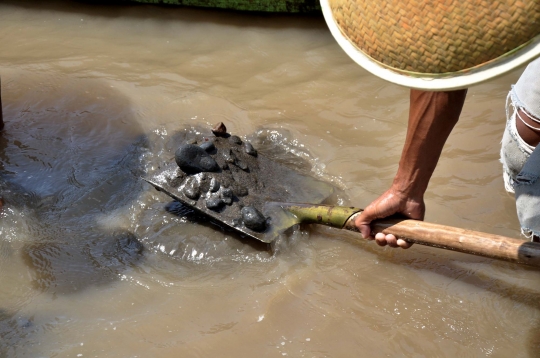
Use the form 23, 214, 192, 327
501, 90, 540, 239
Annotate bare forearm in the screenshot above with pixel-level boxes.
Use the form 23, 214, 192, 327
355, 89, 467, 244
393, 89, 467, 198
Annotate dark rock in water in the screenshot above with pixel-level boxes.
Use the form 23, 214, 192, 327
199, 140, 215, 152
229, 135, 243, 145
100, 231, 144, 266
220, 187, 233, 205
206, 196, 224, 210
209, 178, 220, 192
212, 122, 228, 137
92, 231, 144, 269
116, 232, 144, 257
244, 142, 257, 156
235, 159, 249, 171
183, 177, 200, 200
175, 144, 219, 174
241, 206, 267, 232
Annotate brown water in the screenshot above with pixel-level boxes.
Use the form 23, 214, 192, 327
0, 1, 539, 357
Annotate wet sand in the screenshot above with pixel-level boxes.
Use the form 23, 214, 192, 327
0, 1, 538, 357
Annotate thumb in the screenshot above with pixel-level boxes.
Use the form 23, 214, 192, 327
354, 208, 376, 239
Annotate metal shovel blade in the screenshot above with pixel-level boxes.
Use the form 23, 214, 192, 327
144, 176, 274, 242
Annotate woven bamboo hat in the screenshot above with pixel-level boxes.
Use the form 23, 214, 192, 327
321, 0, 540, 90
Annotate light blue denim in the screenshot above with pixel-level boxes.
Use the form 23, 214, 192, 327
501, 58, 540, 239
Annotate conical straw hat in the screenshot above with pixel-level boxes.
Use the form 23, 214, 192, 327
321, 0, 540, 90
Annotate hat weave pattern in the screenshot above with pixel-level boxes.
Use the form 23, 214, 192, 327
330, 0, 540, 74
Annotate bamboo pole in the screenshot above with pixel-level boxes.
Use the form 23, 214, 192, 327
277, 203, 540, 267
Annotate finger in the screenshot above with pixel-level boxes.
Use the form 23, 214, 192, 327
355, 213, 373, 239
365, 229, 375, 241
385, 234, 399, 248
358, 224, 372, 239
374, 232, 387, 246
397, 238, 413, 249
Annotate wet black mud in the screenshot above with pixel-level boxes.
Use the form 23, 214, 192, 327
147, 123, 335, 242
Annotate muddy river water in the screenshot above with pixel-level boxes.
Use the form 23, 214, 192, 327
0, 1, 539, 357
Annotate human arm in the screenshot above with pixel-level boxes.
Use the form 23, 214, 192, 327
354, 88, 467, 248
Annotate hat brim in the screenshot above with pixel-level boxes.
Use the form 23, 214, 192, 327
321, 0, 540, 90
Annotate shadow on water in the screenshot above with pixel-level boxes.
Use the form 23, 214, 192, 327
1, 74, 147, 293
0, 74, 147, 353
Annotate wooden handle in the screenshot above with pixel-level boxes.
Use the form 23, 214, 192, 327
344, 213, 540, 267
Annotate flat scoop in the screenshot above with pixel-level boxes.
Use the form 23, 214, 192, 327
144, 131, 334, 243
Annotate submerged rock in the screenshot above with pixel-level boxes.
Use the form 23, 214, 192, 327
175, 144, 219, 174
241, 206, 266, 232
100, 231, 144, 266
115, 232, 144, 257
